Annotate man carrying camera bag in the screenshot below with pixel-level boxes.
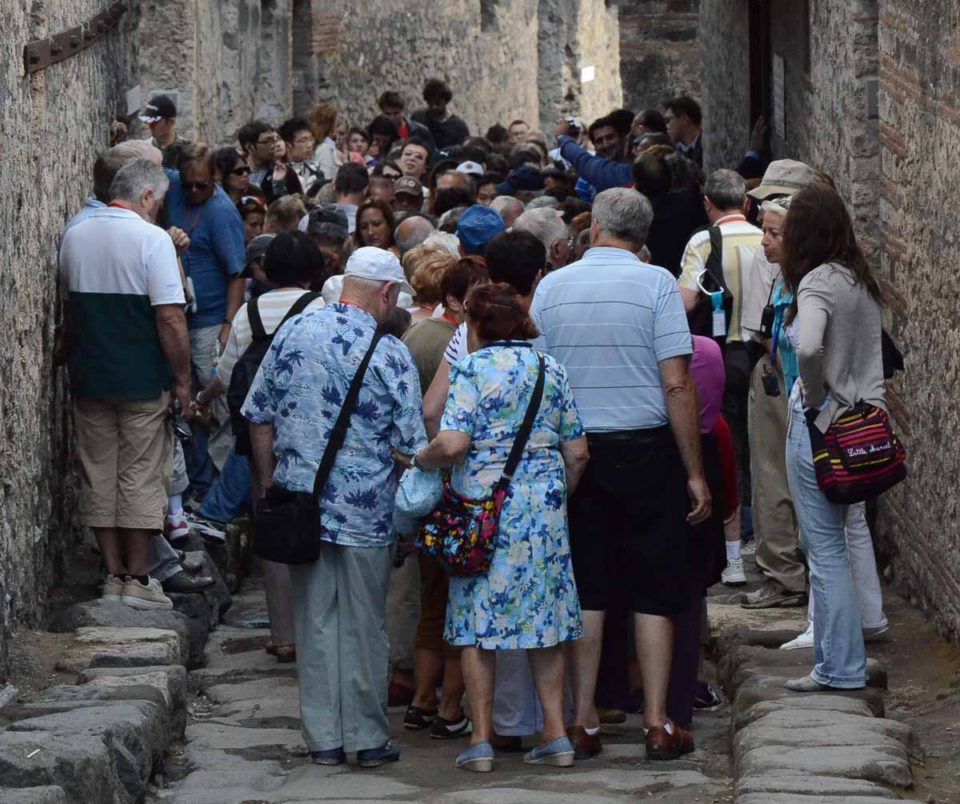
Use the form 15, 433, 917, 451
242, 247, 426, 768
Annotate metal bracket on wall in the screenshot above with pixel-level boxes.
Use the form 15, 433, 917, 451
23, 1, 128, 75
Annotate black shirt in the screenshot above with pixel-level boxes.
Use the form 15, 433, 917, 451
410, 110, 470, 150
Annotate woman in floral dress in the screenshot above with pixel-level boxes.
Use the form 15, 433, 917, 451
411, 283, 590, 772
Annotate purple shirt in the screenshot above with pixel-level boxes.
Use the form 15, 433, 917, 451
690, 336, 725, 434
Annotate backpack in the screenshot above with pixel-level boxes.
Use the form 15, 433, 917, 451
227, 291, 320, 455
687, 226, 734, 344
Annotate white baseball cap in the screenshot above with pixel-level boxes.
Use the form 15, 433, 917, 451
457, 160, 485, 177
344, 247, 413, 294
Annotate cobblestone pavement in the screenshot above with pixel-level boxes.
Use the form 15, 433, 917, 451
149, 579, 734, 804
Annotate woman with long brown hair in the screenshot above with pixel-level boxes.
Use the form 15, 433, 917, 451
779, 183, 885, 693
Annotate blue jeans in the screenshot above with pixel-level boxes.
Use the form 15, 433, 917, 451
786, 400, 867, 688
198, 448, 251, 523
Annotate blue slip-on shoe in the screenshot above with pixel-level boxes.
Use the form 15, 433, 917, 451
523, 735, 575, 767
310, 747, 346, 766
455, 740, 494, 772
357, 741, 400, 768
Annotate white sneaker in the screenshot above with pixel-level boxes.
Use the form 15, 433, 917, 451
780, 623, 815, 650
102, 574, 125, 602
121, 577, 174, 610
164, 510, 190, 544
721, 557, 747, 586
185, 513, 227, 543
741, 540, 756, 556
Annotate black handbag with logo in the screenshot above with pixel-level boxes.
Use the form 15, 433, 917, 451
252, 330, 384, 565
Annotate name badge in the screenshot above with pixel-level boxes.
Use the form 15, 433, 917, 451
710, 291, 726, 338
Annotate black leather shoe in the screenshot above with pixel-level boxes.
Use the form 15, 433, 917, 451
161, 570, 215, 594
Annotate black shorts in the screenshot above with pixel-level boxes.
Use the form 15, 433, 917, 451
568, 427, 692, 616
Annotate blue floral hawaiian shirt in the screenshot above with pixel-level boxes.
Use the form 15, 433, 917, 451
241, 302, 427, 548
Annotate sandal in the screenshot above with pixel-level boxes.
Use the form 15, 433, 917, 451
275, 644, 296, 663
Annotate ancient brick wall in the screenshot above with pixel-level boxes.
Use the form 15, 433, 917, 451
619, 0, 702, 117
873, 0, 960, 638
1, 0, 140, 674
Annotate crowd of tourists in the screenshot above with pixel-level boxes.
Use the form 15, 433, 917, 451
56, 77, 898, 772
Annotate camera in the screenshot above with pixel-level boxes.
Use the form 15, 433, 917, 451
761, 365, 781, 397
565, 116, 581, 138
170, 399, 193, 443
759, 303, 776, 339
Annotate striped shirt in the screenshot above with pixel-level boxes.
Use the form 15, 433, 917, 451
677, 215, 763, 343
530, 246, 692, 432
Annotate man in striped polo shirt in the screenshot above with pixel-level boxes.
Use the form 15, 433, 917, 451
531, 188, 711, 761
59, 159, 191, 611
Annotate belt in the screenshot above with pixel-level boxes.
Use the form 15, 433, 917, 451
586, 426, 670, 444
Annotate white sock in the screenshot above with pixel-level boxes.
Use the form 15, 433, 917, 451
584, 725, 600, 736
726, 540, 742, 561
167, 495, 183, 516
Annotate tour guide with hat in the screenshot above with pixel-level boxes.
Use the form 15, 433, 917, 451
243, 244, 426, 768
139, 94, 190, 170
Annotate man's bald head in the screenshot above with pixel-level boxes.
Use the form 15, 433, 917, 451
93, 140, 164, 202
394, 215, 436, 256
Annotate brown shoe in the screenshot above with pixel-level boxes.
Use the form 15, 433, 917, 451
645, 720, 694, 761
274, 644, 296, 663
567, 726, 602, 760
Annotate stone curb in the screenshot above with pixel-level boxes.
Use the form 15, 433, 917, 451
0, 537, 241, 803
721, 635, 915, 802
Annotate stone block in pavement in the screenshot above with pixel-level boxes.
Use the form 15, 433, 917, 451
738, 744, 912, 788
722, 645, 887, 692
49, 598, 207, 667
737, 772, 899, 798
737, 707, 914, 752
0, 702, 166, 803
734, 693, 876, 729
0, 789, 66, 804
54, 626, 185, 673
732, 674, 885, 724
78, 665, 188, 712
738, 796, 901, 804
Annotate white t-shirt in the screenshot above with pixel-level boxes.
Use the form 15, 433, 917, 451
443, 322, 469, 365
219, 289, 325, 388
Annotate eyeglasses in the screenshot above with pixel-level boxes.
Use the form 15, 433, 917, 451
230, 166, 251, 176
182, 181, 211, 192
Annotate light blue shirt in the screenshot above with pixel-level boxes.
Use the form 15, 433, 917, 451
530, 247, 692, 432
242, 303, 427, 548
63, 197, 106, 236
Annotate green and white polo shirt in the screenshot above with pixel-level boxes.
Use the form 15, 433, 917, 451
59, 207, 185, 400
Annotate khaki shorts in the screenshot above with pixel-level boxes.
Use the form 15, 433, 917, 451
74, 394, 172, 530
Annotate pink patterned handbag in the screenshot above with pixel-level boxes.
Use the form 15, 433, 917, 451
418, 354, 545, 576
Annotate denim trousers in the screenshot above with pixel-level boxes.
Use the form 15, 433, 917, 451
198, 448, 251, 523
785, 401, 867, 688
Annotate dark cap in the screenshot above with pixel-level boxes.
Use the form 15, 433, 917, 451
455, 205, 506, 254
244, 234, 276, 273
394, 176, 424, 198
139, 94, 177, 123
495, 165, 545, 195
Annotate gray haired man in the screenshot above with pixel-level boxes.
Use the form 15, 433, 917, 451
513, 207, 571, 270
59, 159, 192, 610
531, 188, 711, 761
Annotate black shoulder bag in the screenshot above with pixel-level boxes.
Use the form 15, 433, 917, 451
687, 226, 734, 343
253, 329, 384, 565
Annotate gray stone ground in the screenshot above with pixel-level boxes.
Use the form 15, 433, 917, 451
148, 579, 735, 804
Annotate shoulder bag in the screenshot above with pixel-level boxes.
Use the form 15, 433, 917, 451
687, 226, 734, 343
253, 329, 384, 564
417, 352, 546, 576
806, 402, 907, 505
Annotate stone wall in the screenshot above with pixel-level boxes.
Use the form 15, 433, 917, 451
619, 0, 702, 117
0, 0, 140, 675
139, 0, 625, 148
873, 0, 960, 638
698, 0, 751, 171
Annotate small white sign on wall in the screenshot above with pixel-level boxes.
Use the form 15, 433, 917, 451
581, 64, 595, 83
126, 84, 141, 116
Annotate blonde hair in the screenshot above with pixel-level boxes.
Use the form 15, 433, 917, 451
403, 243, 456, 304
265, 195, 308, 233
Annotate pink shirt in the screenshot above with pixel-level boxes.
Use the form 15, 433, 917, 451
690, 336, 725, 434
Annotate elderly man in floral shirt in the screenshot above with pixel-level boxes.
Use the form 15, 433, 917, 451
243, 247, 426, 768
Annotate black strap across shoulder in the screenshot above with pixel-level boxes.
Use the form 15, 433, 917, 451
498, 352, 546, 487
310, 329, 385, 502
704, 226, 728, 293
248, 291, 321, 341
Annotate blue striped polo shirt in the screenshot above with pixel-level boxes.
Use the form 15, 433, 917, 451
530, 247, 692, 432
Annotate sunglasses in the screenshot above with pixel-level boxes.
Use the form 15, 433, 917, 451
230, 166, 251, 176
182, 181, 211, 192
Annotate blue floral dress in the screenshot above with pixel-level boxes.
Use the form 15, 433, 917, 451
441, 342, 585, 650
